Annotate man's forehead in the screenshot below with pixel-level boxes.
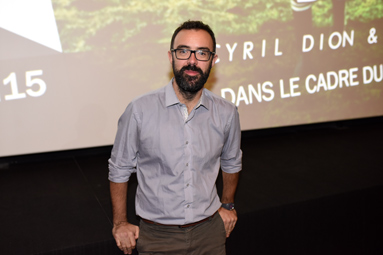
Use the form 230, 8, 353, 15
173, 29, 214, 50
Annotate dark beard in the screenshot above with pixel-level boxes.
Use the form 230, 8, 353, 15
173, 62, 212, 101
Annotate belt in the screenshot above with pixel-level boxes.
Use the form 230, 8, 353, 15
142, 211, 217, 228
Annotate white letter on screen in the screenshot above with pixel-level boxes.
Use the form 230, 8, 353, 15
342, 30, 354, 47
275, 38, 282, 56
248, 84, 262, 103
326, 71, 338, 90
236, 86, 249, 106
289, 77, 301, 97
302, 35, 314, 52
279, 79, 290, 98
374, 64, 383, 82
305, 74, 317, 94
243, 41, 254, 60
320, 33, 324, 51
329, 32, 342, 50
339, 69, 349, 88
363, 66, 373, 84
221, 88, 236, 104
226, 43, 237, 62
349, 67, 359, 86
317, 73, 328, 92
262, 39, 266, 57
262, 82, 274, 102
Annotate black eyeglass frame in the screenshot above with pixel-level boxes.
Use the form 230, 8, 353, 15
171, 49, 216, 62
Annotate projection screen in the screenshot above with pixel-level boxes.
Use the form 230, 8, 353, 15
1, 0, 382, 157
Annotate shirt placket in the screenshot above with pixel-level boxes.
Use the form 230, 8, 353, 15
181, 104, 194, 223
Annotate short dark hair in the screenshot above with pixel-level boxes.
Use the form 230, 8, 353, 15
170, 20, 216, 52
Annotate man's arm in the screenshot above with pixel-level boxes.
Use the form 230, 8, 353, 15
110, 181, 139, 255
218, 171, 240, 238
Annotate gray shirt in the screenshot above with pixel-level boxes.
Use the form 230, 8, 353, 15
108, 80, 242, 225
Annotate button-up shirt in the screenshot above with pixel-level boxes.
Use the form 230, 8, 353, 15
108, 79, 242, 225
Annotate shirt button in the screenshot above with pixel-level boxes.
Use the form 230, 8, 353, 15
186, 205, 190, 208
186, 183, 189, 187
186, 163, 188, 166
186, 141, 188, 145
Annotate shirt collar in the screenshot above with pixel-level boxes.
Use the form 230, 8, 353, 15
197, 91, 209, 110
165, 78, 210, 110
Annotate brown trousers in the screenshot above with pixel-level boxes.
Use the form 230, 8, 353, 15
137, 212, 226, 255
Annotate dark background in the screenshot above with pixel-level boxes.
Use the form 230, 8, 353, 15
1, 116, 382, 255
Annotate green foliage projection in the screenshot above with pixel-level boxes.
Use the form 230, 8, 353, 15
52, 0, 383, 127
53, 0, 383, 52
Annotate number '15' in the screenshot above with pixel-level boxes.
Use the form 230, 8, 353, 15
2, 70, 47, 101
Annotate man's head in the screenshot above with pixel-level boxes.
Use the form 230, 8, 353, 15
170, 20, 216, 52
168, 20, 217, 100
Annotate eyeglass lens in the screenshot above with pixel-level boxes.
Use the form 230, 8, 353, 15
175, 49, 211, 61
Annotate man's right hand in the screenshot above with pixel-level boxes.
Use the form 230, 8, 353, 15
112, 222, 140, 255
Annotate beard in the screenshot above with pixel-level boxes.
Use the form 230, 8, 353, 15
173, 61, 212, 100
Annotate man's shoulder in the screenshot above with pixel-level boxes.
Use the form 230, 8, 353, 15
130, 85, 166, 108
203, 88, 237, 111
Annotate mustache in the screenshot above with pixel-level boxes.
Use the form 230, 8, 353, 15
180, 65, 203, 75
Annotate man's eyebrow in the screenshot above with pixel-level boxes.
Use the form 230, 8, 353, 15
197, 47, 211, 51
175, 45, 211, 51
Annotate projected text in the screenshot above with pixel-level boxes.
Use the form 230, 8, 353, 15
1, 70, 46, 101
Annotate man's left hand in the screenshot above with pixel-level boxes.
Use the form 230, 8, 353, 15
218, 207, 237, 238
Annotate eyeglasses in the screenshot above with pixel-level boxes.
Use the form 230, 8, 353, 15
171, 48, 215, 61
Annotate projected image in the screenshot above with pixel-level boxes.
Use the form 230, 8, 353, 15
0, 0, 382, 157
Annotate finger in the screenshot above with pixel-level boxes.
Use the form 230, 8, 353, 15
124, 247, 132, 255
230, 220, 237, 232
226, 220, 237, 237
121, 238, 135, 253
224, 222, 231, 237
117, 239, 127, 251
128, 235, 137, 250
120, 242, 133, 254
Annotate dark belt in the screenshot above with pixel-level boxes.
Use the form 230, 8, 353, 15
142, 211, 217, 228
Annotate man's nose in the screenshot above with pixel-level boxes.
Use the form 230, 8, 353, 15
187, 51, 198, 65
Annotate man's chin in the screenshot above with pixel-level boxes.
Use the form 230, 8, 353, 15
182, 84, 200, 92
178, 80, 204, 93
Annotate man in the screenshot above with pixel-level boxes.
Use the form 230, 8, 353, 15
108, 20, 242, 255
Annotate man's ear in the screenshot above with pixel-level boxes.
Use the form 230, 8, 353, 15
168, 50, 173, 64
211, 54, 218, 67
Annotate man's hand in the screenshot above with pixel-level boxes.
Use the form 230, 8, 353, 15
112, 222, 139, 254
218, 207, 237, 238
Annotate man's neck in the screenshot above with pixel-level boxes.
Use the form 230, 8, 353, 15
172, 80, 203, 114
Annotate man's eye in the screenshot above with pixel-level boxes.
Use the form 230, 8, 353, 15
197, 51, 208, 56
178, 49, 189, 54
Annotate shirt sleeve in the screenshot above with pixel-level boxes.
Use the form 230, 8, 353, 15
220, 106, 242, 173
108, 103, 140, 183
